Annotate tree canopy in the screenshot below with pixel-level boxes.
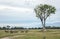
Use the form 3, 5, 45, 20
34, 4, 56, 21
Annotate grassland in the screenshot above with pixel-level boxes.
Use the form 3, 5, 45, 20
0, 29, 60, 39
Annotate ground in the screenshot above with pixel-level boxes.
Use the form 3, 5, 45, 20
0, 29, 60, 39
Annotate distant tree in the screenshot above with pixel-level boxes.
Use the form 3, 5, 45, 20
7, 25, 10, 30
14, 27, 24, 29
0, 27, 2, 29
2, 27, 6, 30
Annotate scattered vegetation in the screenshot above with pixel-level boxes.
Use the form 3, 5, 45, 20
0, 29, 60, 39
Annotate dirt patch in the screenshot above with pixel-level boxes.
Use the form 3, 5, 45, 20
0, 34, 25, 39
0, 37, 11, 39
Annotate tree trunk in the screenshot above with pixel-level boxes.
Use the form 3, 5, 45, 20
42, 19, 46, 39
43, 19, 46, 31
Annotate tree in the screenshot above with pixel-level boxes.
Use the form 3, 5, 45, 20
34, 4, 56, 39
34, 4, 56, 31
7, 25, 10, 30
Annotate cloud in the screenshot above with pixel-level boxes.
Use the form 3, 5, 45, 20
0, 0, 60, 27
0, 5, 35, 20
0, 21, 41, 28
0, 5, 33, 12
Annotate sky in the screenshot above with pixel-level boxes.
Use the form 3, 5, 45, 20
0, 0, 60, 28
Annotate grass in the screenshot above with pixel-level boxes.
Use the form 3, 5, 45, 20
0, 30, 21, 38
0, 29, 60, 39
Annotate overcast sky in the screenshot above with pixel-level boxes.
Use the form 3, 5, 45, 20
0, 0, 60, 28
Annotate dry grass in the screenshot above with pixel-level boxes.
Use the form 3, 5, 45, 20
0, 29, 60, 39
